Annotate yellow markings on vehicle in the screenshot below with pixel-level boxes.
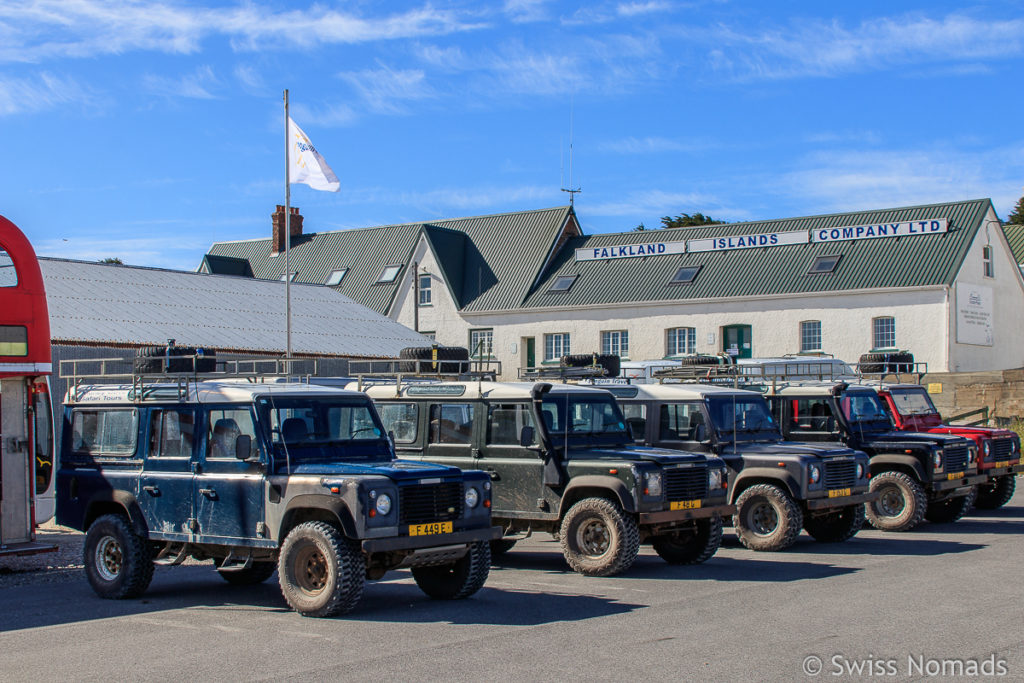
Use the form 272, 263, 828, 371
827, 488, 851, 498
670, 500, 701, 511
994, 461, 1010, 470
408, 521, 453, 536
947, 473, 962, 481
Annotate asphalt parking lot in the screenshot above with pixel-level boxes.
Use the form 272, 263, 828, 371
1, 491, 1021, 682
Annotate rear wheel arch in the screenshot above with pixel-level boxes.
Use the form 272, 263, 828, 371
84, 492, 149, 538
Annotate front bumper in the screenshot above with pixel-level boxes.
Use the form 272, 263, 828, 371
931, 473, 987, 491
980, 462, 1024, 478
638, 502, 736, 525
361, 525, 502, 553
805, 490, 878, 511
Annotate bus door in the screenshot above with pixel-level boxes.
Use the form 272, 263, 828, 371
1, 378, 33, 546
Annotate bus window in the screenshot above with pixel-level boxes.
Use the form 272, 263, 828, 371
0, 247, 17, 287
33, 382, 53, 494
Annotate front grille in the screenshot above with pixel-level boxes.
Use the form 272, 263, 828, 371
823, 460, 857, 488
944, 445, 968, 474
399, 482, 464, 525
664, 466, 708, 501
992, 438, 1014, 460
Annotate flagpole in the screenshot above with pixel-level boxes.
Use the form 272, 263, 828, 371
283, 88, 292, 360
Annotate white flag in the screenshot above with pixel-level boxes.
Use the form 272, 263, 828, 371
288, 117, 340, 192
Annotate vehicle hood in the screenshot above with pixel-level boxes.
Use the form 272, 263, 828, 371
724, 442, 864, 460
862, 431, 966, 449
286, 459, 462, 479
579, 445, 711, 465
918, 425, 1016, 439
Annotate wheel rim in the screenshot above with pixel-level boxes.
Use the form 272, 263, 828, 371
293, 544, 329, 595
575, 517, 611, 558
877, 484, 906, 517
95, 535, 123, 582
746, 500, 779, 536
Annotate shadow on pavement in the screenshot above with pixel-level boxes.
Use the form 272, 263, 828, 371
782, 532, 987, 556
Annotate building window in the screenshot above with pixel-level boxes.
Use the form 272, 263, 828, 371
601, 331, 629, 357
808, 255, 841, 274
872, 316, 896, 350
668, 265, 701, 285
418, 274, 432, 305
983, 245, 994, 278
376, 264, 402, 283
420, 331, 436, 341
544, 333, 570, 361
325, 269, 347, 286
279, 272, 297, 282
666, 327, 697, 356
548, 275, 578, 292
470, 329, 494, 359
800, 321, 822, 352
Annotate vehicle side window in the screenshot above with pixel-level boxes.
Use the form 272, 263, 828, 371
148, 409, 195, 458
486, 403, 536, 445
790, 398, 837, 433
428, 404, 474, 445
70, 409, 138, 456
206, 408, 258, 459
620, 403, 647, 441
377, 403, 418, 443
659, 403, 703, 441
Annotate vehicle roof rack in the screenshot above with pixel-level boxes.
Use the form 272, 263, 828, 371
517, 364, 607, 382
59, 355, 326, 404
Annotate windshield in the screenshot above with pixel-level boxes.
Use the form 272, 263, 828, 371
540, 394, 629, 445
888, 388, 937, 417
839, 391, 892, 431
706, 395, 780, 442
257, 396, 392, 463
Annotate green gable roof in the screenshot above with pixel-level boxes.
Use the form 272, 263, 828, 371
1001, 224, 1024, 265
521, 198, 993, 309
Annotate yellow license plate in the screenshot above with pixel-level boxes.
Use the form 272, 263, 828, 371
408, 521, 453, 536
947, 473, 961, 480
828, 488, 851, 498
670, 500, 702, 511
995, 461, 1010, 469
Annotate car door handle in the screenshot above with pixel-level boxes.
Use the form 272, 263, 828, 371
199, 488, 218, 499
143, 485, 160, 496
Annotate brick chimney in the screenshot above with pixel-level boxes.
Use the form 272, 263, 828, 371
272, 205, 303, 254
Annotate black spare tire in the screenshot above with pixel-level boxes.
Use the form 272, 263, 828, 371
134, 345, 216, 373
399, 346, 470, 373
560, 353, 621, 378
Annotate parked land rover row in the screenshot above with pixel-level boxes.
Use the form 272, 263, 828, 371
606, 383, 875, 551
55, 368, 499, 617
761, 382, 985, 532
355, 380, 735, 576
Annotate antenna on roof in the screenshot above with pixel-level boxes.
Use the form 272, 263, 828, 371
560, 98, 581, 207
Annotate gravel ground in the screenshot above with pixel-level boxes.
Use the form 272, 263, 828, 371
0, 522, 84, 589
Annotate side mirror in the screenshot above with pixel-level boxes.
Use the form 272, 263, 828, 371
235, 434, 252, 461
520, 425, 535, 447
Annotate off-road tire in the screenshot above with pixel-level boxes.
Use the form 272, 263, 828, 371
858, 353, 888, 374
561, 353, 621, 378
490, 538, 518, 557
278, 521, 365, 617
651, 516, 723, 565
925, 486, 976, 524
733, 484, 803, 551
803, 503, 865, 543
559, 497, 640, 576
866, 471, 927, 531
217, 561, 277, 585
974, 475, 1016, 510
677, 354, 722, 366
399, 346, 470, 373
134, 345, 216, 373
83, 513, 154, 599
858, 351, 914, 374
412, 541, 491, 600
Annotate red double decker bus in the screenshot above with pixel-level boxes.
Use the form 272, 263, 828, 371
1, 215, 56, 557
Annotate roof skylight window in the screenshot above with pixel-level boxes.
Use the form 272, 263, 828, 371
325, 269, 348, 286
668, 265, 701, 285
808, 255, 842, 274
376, 265, 403, 283
548, 274, 578, 292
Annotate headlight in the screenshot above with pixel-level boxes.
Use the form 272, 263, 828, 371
968, 446, 976, 465
933, 450, 943, 468
708, 468, 724, 490
1013, 440, 1019, 454
644, 472, 663, 497
375, 493, 392, 516
856, 463, 865, 479
465, 487, 479, 509
983, 441, 991, 457
809, 464, 821, 484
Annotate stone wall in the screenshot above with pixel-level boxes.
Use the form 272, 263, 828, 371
918, 368, 1024, 425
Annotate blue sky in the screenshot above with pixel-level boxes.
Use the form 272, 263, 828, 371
2, 0, 1023, 270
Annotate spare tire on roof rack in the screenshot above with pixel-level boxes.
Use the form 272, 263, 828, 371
859, 351, 914, 374
676, 354, 723, 367
398, 346, 470, 373
561, 353, 621, 378
134, 344, 217, 373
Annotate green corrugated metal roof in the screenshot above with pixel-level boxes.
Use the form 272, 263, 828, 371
1001, 224, 1024, 264
205, 207, 573, 315
521, 199, 992, 309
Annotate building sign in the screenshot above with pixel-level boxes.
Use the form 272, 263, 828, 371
575, 241, 686, 261
812, 219, 948, 244
956, 282, 993, 346
687, 230, 808, 253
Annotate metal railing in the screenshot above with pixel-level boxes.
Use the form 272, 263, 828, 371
947, 406, 990, 427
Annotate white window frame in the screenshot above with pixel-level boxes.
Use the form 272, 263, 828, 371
544, 333, 570, 361
800, 320, 822, 352
469, 329, 494, 359
872, 316, 896, 350
376, 264, 403, 283
325, 269, 347, 286
418, 274, 432, 305
983, 245, 994, 278
666, 327, 696, 356
601, 330, 629, 357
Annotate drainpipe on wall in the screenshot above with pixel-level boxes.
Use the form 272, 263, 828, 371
413, 261, 419, 333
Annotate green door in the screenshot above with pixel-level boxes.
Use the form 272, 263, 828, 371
525, 337, 536, 369
722, 325, 752, 359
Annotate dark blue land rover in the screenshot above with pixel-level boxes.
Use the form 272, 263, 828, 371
56, 378, 498, 617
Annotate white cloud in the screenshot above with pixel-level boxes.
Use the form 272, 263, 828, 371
143, 65, 220, 99
338, 63, 434, 114
617, 2, 671, 17
34, 234, 209, 271
233, 64, 264, 92
0, 71, 94, 114
289, 101, 358, 128
504, 0, 550, 24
